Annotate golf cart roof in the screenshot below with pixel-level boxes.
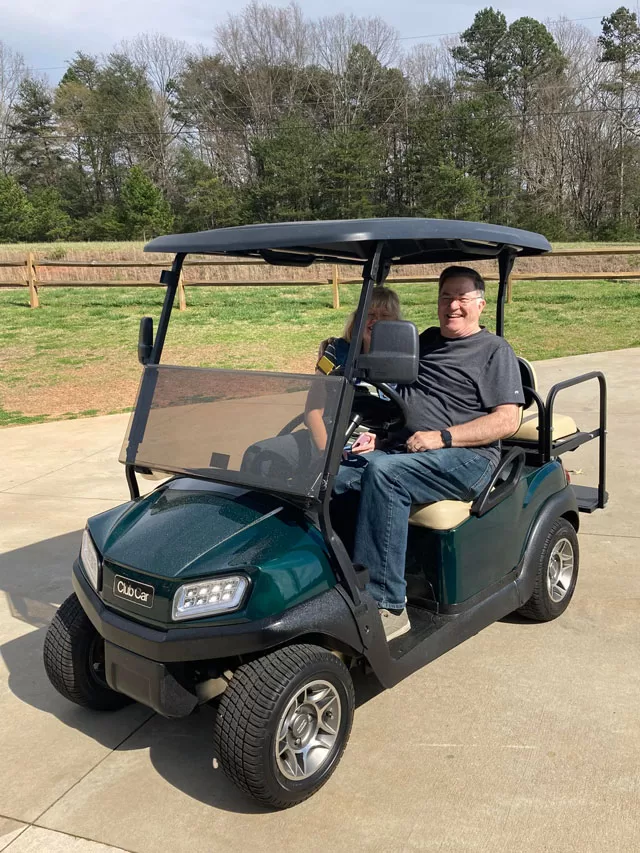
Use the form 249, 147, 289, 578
144, 218, 551, 266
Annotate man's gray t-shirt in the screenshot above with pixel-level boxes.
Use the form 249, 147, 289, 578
395, 327, 524, 465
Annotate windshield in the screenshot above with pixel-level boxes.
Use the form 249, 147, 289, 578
120, 365, 347, 499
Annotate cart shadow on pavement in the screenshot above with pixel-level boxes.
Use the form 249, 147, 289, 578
0, 530, 384, 815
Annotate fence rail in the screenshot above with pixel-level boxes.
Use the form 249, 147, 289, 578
1, 248, 640, 309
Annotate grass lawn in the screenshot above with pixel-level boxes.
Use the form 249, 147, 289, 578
1, 277, 639, 427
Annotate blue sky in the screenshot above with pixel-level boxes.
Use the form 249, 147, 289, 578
1, 0, 618, 82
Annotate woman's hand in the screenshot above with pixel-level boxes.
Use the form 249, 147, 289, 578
350, 432, 377, 454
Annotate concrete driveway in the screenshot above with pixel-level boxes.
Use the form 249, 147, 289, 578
1, 350, 638, 853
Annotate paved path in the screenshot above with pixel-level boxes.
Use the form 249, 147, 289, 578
1, 350, 638, 853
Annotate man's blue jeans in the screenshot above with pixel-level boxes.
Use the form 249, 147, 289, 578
333, 449, 494, 610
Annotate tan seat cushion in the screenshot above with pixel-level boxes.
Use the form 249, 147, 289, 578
512, 412, 578, 442
409, 500, 472, 530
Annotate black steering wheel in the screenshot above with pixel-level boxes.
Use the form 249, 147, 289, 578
347, 381, 408, 436
276, 381, 408, 443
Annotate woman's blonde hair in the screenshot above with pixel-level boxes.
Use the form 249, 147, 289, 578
343, 286, 402, 342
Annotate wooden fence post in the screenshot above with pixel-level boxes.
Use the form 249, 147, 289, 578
506, 270, 513, 304
331, 265, 340, 309
177, 270, 187, 311
26, 252, 39, 308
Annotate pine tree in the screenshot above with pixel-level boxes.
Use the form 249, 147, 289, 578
0, 175, 34, 241
10, 79, 61, 190
119, 166, 173, 239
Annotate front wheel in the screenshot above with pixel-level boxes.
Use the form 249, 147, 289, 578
518, 517, 579, 621
43, 593, 132, 711
213, 644, 355, 808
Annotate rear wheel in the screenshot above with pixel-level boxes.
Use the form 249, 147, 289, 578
213, 644, 355, 808
518, 518, 579, 621
43, 593, 132, 711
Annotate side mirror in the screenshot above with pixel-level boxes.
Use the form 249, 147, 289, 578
138, 316, 154, 365
356, 320, 419, 384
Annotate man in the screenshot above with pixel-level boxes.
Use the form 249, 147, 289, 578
333, 265, 523, 641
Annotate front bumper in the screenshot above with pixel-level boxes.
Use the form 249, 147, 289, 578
73, 560, 364, 665
104, 641, 198, 718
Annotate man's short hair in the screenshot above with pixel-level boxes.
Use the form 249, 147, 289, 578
438, 266, 485, 295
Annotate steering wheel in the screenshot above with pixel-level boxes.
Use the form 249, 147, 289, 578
276, 382, 408, 444
347, 382, 408, 436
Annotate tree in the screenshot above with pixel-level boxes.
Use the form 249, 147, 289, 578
451, 8, 509, 90
9, 79, 62, 190
317, 127, 385, 219
0, 175, 33, 241
0, 41, 28, 174
505, 18, 566, 177
28, 188, 72, 240
598, 7, 640, 223
119, 165, 173, 239
250, 116, 322, 220
450, 92, 516, 222
117, 34, 190, 191
172, 150, 244, 231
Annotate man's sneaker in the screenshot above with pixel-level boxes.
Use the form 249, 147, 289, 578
379, 607, 411, 642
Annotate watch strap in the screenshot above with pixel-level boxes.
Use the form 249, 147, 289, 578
440, 429, 453, 448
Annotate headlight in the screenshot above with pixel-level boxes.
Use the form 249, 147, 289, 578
172, 576, 249, 621
80, 527, 100, 590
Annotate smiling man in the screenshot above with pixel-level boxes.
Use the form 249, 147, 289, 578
333, 266, 524, 641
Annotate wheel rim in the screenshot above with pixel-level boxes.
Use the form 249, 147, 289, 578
546, 537, 575, 603
88, 634, 109, 688
276, 679, 342, 782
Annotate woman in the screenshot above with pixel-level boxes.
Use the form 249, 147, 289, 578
316, 286, 402, 375
240, 287, 402, 483
306, 286, 402, 451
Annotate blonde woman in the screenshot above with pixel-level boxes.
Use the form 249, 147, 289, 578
306, 287, 402, 451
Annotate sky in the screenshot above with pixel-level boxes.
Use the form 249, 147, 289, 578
0, 0, 629, 82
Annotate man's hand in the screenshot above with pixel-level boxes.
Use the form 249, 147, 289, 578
350, 432, 377, 454
406, 431, 443, 453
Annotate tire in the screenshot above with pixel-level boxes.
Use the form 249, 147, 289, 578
518, 517, 579, 622
43, 593, 132, 711
213, 644, 355, 809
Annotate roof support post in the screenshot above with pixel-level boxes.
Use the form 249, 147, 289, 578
150, 252, 186, 364
124, 252, 185, 499
344, 243, 387, 380
496, 250, 516, 338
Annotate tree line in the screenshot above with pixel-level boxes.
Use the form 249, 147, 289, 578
2, 3, 640, 242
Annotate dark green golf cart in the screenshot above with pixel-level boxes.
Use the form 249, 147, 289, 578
43, 219, 607, 808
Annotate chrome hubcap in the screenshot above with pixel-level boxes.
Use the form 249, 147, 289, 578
547, 537, 575, 602
276, 680, 341, 781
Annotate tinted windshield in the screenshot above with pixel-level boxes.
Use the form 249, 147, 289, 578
120, 365, 346, 498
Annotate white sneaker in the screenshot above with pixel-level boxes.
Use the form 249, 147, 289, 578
379, 607, 411, 642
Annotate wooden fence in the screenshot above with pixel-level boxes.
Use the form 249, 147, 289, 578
1, 247, 640, 309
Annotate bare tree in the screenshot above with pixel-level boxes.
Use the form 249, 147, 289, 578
117, 33, 191, 190
214, 1, 313, 133
402, 42, 455, 89
0, 41, 28, 173
311, 13, 400, 128
118, 32, 189, 94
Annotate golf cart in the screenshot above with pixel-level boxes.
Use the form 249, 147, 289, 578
43, 219, 607, 809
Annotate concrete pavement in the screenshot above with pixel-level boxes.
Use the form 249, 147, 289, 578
1, 350, 639, 853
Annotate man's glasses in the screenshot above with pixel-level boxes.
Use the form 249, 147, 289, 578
437, 293, 484, 305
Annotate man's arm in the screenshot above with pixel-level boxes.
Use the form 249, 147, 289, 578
405, 404, 521, 453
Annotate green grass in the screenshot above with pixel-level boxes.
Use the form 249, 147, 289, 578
0, 278, 639, 427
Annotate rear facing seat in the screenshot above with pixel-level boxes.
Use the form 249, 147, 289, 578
510, 356, 578, 442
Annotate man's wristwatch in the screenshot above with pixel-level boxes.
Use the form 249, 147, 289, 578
440, 429, 453, 448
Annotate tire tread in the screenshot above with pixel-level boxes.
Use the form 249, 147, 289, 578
213, 644, 354, 808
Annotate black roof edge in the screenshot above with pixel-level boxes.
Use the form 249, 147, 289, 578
144, 218, 551, 265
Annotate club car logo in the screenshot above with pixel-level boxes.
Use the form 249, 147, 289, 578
113, 575, 154, 608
